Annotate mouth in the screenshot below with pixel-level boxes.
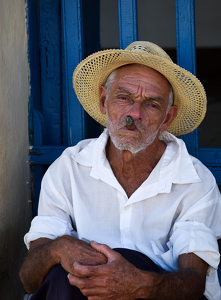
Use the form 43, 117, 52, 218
112, 120, 142, 135
121, 125, 140, 134
126, 123, 136, 130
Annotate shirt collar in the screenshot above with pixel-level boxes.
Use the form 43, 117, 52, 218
71, 129, 108, 169
72, 129, 126, 194
72, 129, 201, 200
159, 131, 201, 185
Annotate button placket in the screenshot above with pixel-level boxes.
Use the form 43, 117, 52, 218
117, 190, 127, 210
120, 204, 133, 249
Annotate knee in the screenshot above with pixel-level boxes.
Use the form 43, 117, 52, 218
47, 264, 68, 282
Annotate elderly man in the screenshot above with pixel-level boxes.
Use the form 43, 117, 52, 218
20, 41, 221, 300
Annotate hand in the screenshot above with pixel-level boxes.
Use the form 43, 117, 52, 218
68, 241, 145, 300
53, 236, 107, 275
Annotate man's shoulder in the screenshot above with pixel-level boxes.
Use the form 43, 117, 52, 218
162, 131, 216, 186
55, 137, 97, 167
41, 137, 97, 184
63, 137, 96, 157
189, 153, 216, 184
48, 130, 108, 172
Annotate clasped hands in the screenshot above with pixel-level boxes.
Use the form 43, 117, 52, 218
66, 241, 145, 300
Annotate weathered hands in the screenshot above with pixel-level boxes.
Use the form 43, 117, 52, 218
68, 241, 145, 300
53, 236, 108, 275
21, 237, 208, 298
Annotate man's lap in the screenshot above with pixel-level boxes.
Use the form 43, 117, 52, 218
30, 248, 207, 300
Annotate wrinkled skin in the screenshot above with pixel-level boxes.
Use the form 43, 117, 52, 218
68, 242, 145, 300
19, 236, 107, 294
68, 241, 208, 300
100, 64, 177, 198
100, 64, 177, 155
19, 65, 208, 299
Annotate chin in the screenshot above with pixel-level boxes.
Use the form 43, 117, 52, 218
112, 138, 149, 154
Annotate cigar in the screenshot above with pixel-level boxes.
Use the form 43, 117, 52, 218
126, 116, 135, 130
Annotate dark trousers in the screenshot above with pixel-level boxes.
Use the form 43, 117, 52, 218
30, 248, 207, 300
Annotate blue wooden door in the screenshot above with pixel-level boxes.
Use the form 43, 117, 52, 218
27, 0, 221, 216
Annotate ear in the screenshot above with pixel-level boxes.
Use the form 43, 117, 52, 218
160, 105, 178, 132
99, 86, 107, 115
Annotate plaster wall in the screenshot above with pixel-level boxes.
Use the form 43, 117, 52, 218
0, 0, 32, 299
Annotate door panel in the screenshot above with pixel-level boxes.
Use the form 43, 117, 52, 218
28, 0, 221, 217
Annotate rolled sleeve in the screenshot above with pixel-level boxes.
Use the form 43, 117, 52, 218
24, 215, 78, 249
169, 180, 221, 272
24, 149, 79, 250
170, 222, 221, 300
170, 221, 220, 272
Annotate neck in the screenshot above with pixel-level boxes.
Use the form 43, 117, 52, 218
106, 136, 166, 171
106, 136, 166, 198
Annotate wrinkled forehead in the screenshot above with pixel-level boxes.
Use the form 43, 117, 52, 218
113, 64, 171, 94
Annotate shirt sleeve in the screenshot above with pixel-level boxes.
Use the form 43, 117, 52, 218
170, 180, 221, 273
24, 149, 78, 249
150, 174, 221, 275
170, 221, 219, 272
24, 215, 78, 249
169, 183, 221, 300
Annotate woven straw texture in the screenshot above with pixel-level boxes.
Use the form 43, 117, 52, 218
73, 43, 206, 136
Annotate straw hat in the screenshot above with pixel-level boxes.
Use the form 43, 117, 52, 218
73, 41, 206, 136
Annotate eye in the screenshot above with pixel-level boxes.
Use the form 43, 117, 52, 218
150, 103, 158, 109
118, 95, 129, 101
143, 102, 159, 110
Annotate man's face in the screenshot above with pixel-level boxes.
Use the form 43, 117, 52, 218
100, 64, 174, 154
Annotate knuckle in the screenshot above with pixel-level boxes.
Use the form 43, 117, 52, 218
101, 244, 109, 250
115, 252, 122, 259
80, 266, 93, 277
114, 251, 123, 260
78, 280, 86, 289
82, 289, 90, 296
81, 279, 88, 290
81, 267, 90, 276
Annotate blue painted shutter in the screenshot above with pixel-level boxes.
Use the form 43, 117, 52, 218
28, 0, 221, 216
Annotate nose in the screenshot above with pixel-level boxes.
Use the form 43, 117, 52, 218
127, 102, 142, 121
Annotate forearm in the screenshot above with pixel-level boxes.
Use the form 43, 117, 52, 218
19, 236, 108, 294
137, 269, 206, 300
19, 238, 58, 294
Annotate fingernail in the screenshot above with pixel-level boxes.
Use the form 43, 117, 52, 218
91, 240, 98, 244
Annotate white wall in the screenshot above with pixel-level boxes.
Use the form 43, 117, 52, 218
100, 0, 221, 49
0, 1, 32, 299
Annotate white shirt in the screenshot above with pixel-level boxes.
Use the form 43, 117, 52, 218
25, 129, 221, 300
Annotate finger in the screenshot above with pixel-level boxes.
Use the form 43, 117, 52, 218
68, 273, 91, 288
72, 261, 101, 277
68, 273, 106, 290
68, 275, 109, 299
90, 241, 117, 261
81, 287, 109, 298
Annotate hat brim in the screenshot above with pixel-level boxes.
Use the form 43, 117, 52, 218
73, 49, 207, 136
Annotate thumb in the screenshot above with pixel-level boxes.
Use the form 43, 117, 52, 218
90, 241, 116, 262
